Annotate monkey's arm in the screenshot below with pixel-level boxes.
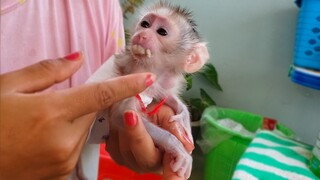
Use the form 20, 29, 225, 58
109, 96, 194, 179
166, 95, 194, 144
86, 56, 118, 83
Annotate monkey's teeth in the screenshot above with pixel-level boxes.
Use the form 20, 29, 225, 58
132, 45, 137, 52
132, 45, 152, 57
138, 46, 145, 54
146, 49, 151, 58
132, 45, 139, 53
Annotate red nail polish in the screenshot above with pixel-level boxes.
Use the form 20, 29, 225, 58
145, 74, 154, 87
124, 112, 137, 127
64, 52, 81, 61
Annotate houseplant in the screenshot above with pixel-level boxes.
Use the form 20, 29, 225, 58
183, 63, 223, 139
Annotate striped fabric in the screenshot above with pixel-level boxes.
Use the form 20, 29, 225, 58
232, 131, 319, 180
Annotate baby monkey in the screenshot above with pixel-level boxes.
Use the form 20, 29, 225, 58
101, 2, 209, 179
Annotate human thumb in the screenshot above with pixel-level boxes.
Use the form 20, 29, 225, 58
122, 110, 162, 167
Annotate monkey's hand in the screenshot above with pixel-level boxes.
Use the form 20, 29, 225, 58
167, 96, 194, 145
165, 134, 193, 179
142, 119, 193, 179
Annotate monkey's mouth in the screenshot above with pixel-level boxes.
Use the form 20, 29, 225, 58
131, 44, 152, 58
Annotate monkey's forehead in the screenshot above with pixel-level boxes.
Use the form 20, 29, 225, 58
140, 7, 189, 26
149, 7, 187, 20
150, 7, 172, 17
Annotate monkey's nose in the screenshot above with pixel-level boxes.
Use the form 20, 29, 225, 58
139, 34, 147, 41
138, 32, 149, 41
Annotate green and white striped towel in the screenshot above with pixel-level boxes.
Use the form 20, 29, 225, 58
232, 130, 319, 180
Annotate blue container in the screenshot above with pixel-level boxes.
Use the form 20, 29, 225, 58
294, 0, 320, 70
290, 66, 320, 90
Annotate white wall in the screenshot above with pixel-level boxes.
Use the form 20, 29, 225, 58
123, 0, 320, 144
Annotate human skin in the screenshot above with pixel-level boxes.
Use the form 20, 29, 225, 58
0, 52, 193, 180
107, 104, 195, 174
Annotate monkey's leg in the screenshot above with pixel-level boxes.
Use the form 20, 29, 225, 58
142, 118, 192, 179
166, 96, 193, 144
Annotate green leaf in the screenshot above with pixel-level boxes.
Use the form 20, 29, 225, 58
133, 0, 144, 6
200, 88, 216, 107
185, 74, 193, 91
190, 97, 208, 114
200, 63, 223, 91
190, 107, 202, 121
124, 29, 131, 44
190, 98, 203, 109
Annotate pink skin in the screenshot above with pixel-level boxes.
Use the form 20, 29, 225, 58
131, 29, 156, 52
99, 6, 208, 178
130, 13, 179, 59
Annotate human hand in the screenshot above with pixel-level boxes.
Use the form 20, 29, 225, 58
0, 52, 154, 179
106, 104, 194, 179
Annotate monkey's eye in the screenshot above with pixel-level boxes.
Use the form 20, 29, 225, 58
157, 28, 168, 36
140, 20, 150, 28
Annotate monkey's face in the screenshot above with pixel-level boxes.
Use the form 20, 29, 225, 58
130, 13, 181, 64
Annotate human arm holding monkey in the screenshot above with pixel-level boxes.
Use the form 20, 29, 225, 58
1, 0, 193, 178
0, 53, 191, 179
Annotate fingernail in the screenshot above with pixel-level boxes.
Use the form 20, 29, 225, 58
145, 74, 155, 87
64, 52, 82, 61
124, 112, 137, 127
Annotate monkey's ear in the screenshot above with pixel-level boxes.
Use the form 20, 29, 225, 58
184, 42, 209, 73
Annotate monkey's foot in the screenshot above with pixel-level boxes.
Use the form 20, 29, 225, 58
170, 151, 193, 179
170, 114, 194, 144
159, 128, 193, 179
169, 113, 189, 124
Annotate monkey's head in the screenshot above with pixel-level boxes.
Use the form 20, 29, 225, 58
130, 1, 209, 74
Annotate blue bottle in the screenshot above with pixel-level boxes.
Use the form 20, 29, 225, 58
290, 66, 320, 90
290, 0, 320, 90
294, 0, 320, 70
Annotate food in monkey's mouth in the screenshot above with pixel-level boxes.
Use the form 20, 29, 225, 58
131, 44, 152, 58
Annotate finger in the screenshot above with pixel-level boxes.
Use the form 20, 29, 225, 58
162, 153, 184, 180
1, 52, 83, 93
105, 123, 125, 166
122, 110, 162, 172
118, 132, 140, 172
148, 104, 194, 153
53, 73, 156, 121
